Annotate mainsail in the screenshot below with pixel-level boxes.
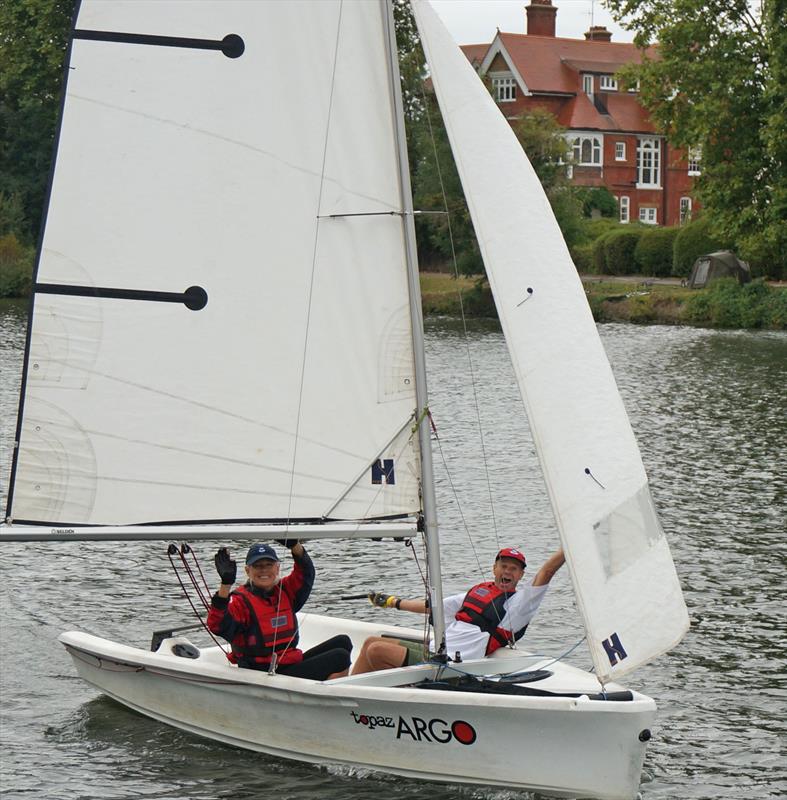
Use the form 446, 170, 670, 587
413, 0, 689, 680
5, 1, 424, 531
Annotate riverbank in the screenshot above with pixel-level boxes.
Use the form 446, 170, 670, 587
419, 272, 787, 330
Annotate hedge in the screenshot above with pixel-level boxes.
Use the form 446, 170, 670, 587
602, 228, 645, 275
672, 217, 730, 277
634, 227, 679, 277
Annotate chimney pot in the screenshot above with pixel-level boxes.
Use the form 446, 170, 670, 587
584, 25, 613, 42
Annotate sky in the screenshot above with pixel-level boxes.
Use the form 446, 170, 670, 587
430, 0, 635, 45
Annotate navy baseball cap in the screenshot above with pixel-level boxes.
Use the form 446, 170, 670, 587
496, 547, 526, 568
246, 543, 280, 565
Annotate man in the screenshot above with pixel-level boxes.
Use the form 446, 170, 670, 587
207, 540, 351, 680
351, 546, 565, 674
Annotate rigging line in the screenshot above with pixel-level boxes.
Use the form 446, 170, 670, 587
418, 81, 501, 554
274, 1, 346, 671
406, 536, 433, 651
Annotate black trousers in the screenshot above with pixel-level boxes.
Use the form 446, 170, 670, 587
275, 634, 352, 680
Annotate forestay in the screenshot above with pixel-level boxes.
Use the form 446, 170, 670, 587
5, 1, 421, 531
413, 0, 689, 681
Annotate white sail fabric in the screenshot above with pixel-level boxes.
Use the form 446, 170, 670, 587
7, 1, 420, 526
413, 0, 689, 680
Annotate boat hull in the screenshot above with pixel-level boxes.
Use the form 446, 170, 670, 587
60, 614, 654, 799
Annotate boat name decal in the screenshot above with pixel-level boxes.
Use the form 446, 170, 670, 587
350, 712, 477, 745
602, 631, 628, 666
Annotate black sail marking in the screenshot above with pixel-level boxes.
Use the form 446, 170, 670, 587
35, 283, 208, 311
73, 30, 245, 58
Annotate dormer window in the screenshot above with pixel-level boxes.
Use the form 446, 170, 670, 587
492, 75, 517, 102
600, 75, 618, 91
582, 74, 593, 97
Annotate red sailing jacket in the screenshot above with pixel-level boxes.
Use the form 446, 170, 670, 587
454, 580, 517, 655
207, 551, 315, 668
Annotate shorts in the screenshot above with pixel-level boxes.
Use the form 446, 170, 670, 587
397, 638, 430, 666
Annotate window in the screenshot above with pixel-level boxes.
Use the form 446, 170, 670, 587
572, 135, 602, 165
688, 146, 701, 176
627, 80, 641, 93
680, 197, 692, 224
600, 75, 618, 91
639, 207, 657, 224
615, 142, 626, 161
492, 76, 517, 102
637, 137, 661, 187
582, 74, 593, 97
619, 196, 630, 224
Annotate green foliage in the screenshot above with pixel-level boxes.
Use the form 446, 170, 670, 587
672, 216, 730, 277
510, 109, 570, 189
0, 192, 28, 240
0, 0, 76, 242
683, 278, 787, 329
0, 233, 34, 297
547, 187, 585, 250
570, 241, 595, 272
576, 186, 618, 218
607, 0, 787, 278
602, 228, 645, 275
737, 222, 787, 281
634, 226, 679, 277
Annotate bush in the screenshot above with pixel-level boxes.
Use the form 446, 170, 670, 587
737, 223, 787, 281
591, 232, 610, 274
570, 241, 595, 272
0, 234, 34, 297
603, 228, 644, 275
684, 278, 787, 329
634, 227, 679, 277
578, 217, 621, 245
576, 186, 618, 218
672, 216, 730, 277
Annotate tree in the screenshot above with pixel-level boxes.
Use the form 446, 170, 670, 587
0, 0, 76, 243
606, 0, 787, 276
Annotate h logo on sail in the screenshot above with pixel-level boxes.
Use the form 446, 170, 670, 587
371, 459, 395, 485
602, 632, 628, 666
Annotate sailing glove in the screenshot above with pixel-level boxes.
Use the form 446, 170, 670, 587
275, 538, 298, 549
369, 591, 398, 609
214, 547, 237, 585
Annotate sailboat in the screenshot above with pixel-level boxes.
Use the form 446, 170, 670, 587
1, 1, 689, 798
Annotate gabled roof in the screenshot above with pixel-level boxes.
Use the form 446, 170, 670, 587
463, 31, 658, 134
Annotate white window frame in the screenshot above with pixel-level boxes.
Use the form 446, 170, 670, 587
600, 75, 618, 91
639, 207, 658, 225
571, 134, 603, 166
582, 74, 594, 97
637, 137, 661, 188
688, 146, 701, 176
615, 141, 626, 161
679, 197, 692, 224
492, 75, 517, 103
627, 80, 641, 93
619, 196, 630, 224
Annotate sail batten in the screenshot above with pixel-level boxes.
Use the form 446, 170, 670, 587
413, 0, 689, 680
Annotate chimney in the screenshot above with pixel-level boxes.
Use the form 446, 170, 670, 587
584, 25, 613, 42
526, 0, 557, 37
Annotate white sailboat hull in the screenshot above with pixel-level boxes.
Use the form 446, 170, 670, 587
61, 614, 654, 800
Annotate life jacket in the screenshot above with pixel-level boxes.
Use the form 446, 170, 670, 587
454, 580, 520, 655
228, 584, 302, 668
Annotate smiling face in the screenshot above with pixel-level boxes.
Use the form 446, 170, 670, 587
493, 557, 525, 591
245, 558, 280, 591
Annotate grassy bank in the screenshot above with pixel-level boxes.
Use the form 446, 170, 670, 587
419, 273, 787, 330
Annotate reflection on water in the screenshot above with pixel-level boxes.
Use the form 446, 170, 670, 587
1, 306, 785, 799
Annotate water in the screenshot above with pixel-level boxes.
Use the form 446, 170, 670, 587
1, 302, 785, 799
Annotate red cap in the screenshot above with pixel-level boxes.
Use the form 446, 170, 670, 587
496, 547, 527, 567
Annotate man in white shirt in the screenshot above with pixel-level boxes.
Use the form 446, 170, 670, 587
350, 546, 565, 673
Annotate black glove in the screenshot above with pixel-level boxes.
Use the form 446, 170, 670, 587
368, 591, 397, 609
275, 538, 298, 549
214, 547, 237, 585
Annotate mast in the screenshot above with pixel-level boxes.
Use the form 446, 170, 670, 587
382, 0, 446, 654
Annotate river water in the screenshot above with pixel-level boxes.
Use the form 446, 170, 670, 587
0, 302, 785, 800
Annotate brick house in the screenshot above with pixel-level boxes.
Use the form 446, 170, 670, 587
460, 0, 697, 227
